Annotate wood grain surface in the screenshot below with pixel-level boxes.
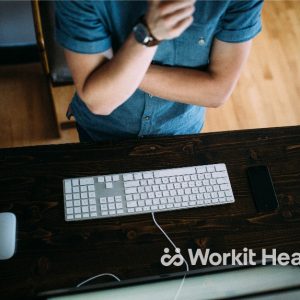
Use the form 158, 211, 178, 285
0, 126, 300, 299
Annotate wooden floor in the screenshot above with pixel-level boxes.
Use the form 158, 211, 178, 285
1, 1, 300, 148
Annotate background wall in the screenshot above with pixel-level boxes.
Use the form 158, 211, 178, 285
0, 1, 36, 47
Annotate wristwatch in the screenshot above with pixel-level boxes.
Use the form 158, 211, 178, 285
133, 17, 160, 47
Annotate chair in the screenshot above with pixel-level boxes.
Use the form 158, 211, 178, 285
31, 0, 77, 136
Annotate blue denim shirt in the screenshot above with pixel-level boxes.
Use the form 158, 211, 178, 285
55, 0, 263, 141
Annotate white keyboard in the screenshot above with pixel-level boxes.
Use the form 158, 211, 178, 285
63, 164, 235, 221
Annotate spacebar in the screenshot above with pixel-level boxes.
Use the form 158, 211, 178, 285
154, 167, 196, 178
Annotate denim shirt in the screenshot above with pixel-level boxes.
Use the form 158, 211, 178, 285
55, 0, 263, 141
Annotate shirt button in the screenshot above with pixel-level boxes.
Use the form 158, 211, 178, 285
144, 116, 150, 121
198, 37, 206, 46
148, 94, 153, 98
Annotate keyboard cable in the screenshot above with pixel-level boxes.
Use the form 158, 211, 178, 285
76, 212, 189, 300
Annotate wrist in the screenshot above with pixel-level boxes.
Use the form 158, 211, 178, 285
133, 16, 161, 47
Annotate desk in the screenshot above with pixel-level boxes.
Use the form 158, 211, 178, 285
1, 126, 300, 299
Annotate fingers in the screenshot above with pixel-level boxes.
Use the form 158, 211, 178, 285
163, 5, 195, 28
159, 0, 196, 16
170, 15, 194, 37
146, 0, 196, 40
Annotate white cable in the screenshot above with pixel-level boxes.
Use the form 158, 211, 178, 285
76, 272, 121, 288
77, 213, 189, 300
151, 212, 189, 300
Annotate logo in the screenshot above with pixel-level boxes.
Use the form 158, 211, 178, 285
161, 248, 184, 267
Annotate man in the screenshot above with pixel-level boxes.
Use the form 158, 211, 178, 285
55, 0, 263, 142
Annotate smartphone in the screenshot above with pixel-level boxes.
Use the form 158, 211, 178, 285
247, 165, 279, 212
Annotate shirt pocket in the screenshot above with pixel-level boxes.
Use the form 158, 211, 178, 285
174, 23, 215, 68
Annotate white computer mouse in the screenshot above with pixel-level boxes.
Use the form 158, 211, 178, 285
0, 212, 16, 260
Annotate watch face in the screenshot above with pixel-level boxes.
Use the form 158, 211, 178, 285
133, 23, 152, 45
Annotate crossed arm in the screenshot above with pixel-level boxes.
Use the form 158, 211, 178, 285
64, 33, 252, 115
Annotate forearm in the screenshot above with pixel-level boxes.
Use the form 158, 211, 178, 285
139, 64, 235, 108
82, 34, 157, 115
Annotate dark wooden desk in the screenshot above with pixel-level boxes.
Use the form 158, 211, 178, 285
1, 126, 300, 299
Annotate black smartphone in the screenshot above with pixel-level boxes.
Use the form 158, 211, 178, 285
247, 165, 279, 212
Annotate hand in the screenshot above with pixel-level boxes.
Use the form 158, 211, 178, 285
145, 0, 196, 41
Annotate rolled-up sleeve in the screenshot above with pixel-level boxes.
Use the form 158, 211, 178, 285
215, 0, 264, 43
55, 0, 111, 54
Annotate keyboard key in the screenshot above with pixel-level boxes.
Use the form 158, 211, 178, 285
80, 178, 94, 185
115, 196, 122, 202
146, 199, 153, 206
133, 194, 140, 200
89, 198, 96, 205
98, 176, 104, 183
83, 213, 90, 218
81, 199, 88, 206
72, 187, 79, 193
108, 197, 114, 203
81, 192, 87, 199
212, 172, 226, 179
145, 186, 152, 192
162, 178, 169, 184
124, 180, 140, 188
123, 174, 133, 181
72, 179, 79, 186
108, 203, 115, 210
91, 212, 98, 217
74, 207, 81, 214
136, 207, 143, 212
73, 200, 80, 206
67, 215, 74, 220
75, 214, 82, 219
207, 165, 215, 172
147, 179, 155, 185
106, 182, 113, 189
154, 167, 195, 178
100, 197, 107, 204
138, 186, 145, 193
80, 186, 87, 192
215, 164, 226, 171
126, 195, 133, 201
116, 203, 123, 209
64, 180, 72, 194
170, 189, 177, 196
67, 208, 73, 214
138, 200, 145, 207
101, 204, 108, 211
65, 194, 72, 200
117, 209, 124, 214
148, 192, 155, 199
143, 172, 153, 179
125, 187, 137, 194
196, 166, 206, 173
88, 185, 95, 191
90, 205, 97, 212
127, 201, 137, 208
89, 192, 96, 198
184, 175, 190, 181
188, 181, 195, 187
82, 206, 89, 213
128, 208, 135, 213
101, 211, 108, 216
155, 178, 162, 185
66, 201, 73, 208
140, 180, 147, 186
105, 176, 112, 182
191, 174, 197, 180
112, 175, 120, 181
134, 173, 143, 180
174, 182, 182, 189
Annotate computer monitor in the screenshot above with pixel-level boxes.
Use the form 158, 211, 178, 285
39, 264, 300, 300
